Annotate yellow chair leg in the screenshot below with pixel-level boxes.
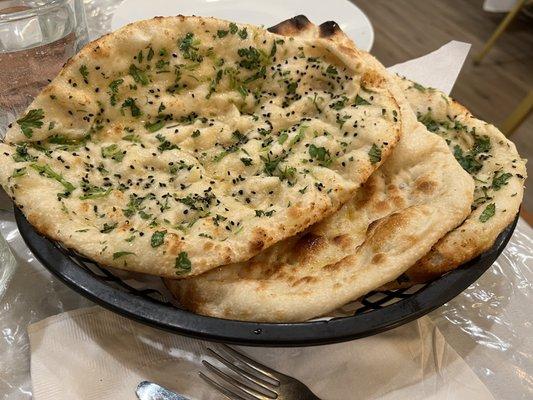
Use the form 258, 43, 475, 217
501, 91, 533, 136
474, 0, 527, 64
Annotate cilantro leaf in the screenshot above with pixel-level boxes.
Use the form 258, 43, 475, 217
492, 171, 513, 191
309, 144, 333, 167
479, 203, 495, 223
100, 222, 118, 233
128, 64, 149, 85
368, 144, 382, 164
175, 251, 192, 274
79, 65, 89, 81
101, 144, 125, 162
12, 144, 37, 162
121, 98, 141, 117
354, 95, 370, 106
113, 251, 135, 259
30, 163, 75, 194
16, 109, 44, 138
150, 230, 166, 247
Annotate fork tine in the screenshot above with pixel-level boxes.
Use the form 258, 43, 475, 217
207, 348, 277, 390
219, 345, 283, 381
203, 360, 276, 400
199, 372, 248, 400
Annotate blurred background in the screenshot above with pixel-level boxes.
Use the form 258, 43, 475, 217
353, 0, 532, 223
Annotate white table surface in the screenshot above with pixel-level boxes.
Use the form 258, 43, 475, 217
0, 1, 531, 399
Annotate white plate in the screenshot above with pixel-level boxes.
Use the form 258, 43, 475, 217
111, 0, 374, 51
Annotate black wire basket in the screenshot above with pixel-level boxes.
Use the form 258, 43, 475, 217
15, 207, 518, 346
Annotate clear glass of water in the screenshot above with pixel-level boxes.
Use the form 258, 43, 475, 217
0, 0, 89, 137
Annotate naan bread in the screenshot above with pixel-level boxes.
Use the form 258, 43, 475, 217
0, 16, 404, 277
387, 78, 527, 286
164, 19, 475, 322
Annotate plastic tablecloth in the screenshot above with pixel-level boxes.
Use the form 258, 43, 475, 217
0, 1, 531, 399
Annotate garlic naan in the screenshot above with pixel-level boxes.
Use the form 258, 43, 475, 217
0, 16, 403, 277
387, 78, 527, 286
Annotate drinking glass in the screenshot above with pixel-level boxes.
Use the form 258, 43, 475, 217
0, 0, 89, 137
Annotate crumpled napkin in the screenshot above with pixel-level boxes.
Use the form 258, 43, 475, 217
29, 307, 494, 400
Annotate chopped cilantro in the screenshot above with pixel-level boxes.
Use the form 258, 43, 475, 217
368, 144, 382, 164
121, 98, 141, 117
336, 114, 350, 129
175, 252, 192, 274
289, 125, 308, 146
309, 144, 333, 167
79, 65, 89, 81
145, 119, 165, 132
30, 163, 75, 194
278, 132, 288, 144
13, 144, 37, 162
12, 167, 26, 177
178, 32, 203, 62
108, 79, 124, 106
147, 47, 155, 61
418, 112, 440, 132
16, 109, 44, 138
237, 46, 262, 70
100, 222, 117, 233
287, 81, 298, 94
79, 186, 111, 200
212, 214, 227, 226
128, 64, 149, 85
479, 203, 495, 223
255, 209, 276, 217
206, 69, 223, 99
453, 145, 482, 175
123, 133, 141, 142
330, 96, 348, 110
240, 157, 253, 166
354, 95, 370, 106
326, 65, 338, 76
238, 28, 248, 39
217, 29, 229, 38
411, 82, 426, 92
472, 135, 491, 154
113, 251, 135, 259
101, 144, 125, 162
229, 23, 238, 34
492, 171, 512, 191
150, 230, 166, 247
155, 134, 180, 152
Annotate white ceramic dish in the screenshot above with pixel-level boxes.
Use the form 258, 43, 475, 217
111, 0, 374, 51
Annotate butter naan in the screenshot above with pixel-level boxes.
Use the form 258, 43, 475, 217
0, 16, 404, 277
386, 78, 527, 286
164, 18, 475, 322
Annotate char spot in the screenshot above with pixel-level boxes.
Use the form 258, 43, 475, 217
416, 179, 436, 194
295, 233, 325, 254
268, 15, 311, 34
319, 21, 341, 37
372, 253, 386, 264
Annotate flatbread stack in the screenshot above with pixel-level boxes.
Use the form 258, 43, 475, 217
0, 15, 526, 322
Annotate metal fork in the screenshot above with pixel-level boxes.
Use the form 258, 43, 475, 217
200, 344, 322, 400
